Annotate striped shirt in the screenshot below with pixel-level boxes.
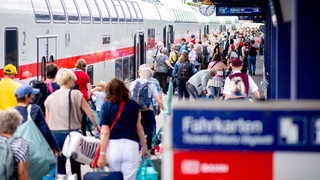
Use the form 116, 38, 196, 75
0, 135, 29, 169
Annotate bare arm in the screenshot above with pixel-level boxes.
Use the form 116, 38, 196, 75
136, 112, 151, 157
86, 83, 92, 100
97, 125, 110, 167
45, 108, 49, 124
165, 60, 174, 69
254, 90, 261, 99
80, 98, 98, 127
154, 95, 164, 110
17, 162, 28, 180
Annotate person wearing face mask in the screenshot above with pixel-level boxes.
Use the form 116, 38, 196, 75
187, 43, 199, 70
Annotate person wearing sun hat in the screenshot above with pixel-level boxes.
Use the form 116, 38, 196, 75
223, 58, 260, 100
0, 64, 21, 110
14, 85, 61, 156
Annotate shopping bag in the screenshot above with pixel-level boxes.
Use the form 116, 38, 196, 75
14, 118, 56, 179
137, 157, 158, 180
62, 131, 100, 164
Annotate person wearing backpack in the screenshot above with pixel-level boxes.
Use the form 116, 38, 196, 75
15, 85, 61, 155
31, 63, 60, 115
0, 108, 29, 180
248, 40, 258, 76
223, 58, 260, 100
129, 65, 164, 150
173, 51, 195, 100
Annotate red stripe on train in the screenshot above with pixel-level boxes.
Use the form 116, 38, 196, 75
0, 47, 134, 79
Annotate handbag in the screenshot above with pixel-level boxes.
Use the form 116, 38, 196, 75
90, 101, 126, 168
136, 157, 158, 180
207, 61, 223, 87
62, 90, 100, 164
14, 105, 56, 179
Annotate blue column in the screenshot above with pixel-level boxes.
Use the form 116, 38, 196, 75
292, 0, 320, 99
276, 22, 291, 99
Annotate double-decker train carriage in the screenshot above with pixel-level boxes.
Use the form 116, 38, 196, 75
0, 0, 238, 84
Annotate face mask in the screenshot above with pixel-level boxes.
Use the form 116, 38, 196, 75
188, 48, 191, 51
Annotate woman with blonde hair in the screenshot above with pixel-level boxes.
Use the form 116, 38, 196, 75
45, 68, 99, 179
98, 78, 150, 180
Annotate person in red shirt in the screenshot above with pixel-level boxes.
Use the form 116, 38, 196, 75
74, 59, 91, 101
74, 59, 92, 136
190, 34, 196, 44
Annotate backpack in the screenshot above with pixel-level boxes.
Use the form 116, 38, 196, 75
178, 61, 191, 80
29, 80, 48, 114
248, 45, 257, 56
230, 76, 246, 97
131, 82, 151, 111
0, 137, 16, 180
196, 49, 203, 63
202, 46, 209, 56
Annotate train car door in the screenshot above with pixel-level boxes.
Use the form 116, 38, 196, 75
204, 25, 209, 36
134, 31, 145, 79
163, 24, 174, 48
36, 34, 57, 80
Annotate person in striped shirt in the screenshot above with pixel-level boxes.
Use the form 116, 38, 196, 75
0, 108, 29, 180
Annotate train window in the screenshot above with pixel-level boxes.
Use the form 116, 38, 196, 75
48, 0, 66, 23
105, 0, 118, 23
172, 10, 178, 23
86, 0, 101, 23
113, 0, 125, 23
62, 0, 79, 23
119, 0, 132, 23
147, 28, 155, 50
75, 0, 91, 23
122, 57, 129, 83
5, 28, 18, 71
31, 0, 51, 23
95, 0, 110, 23
115, 58, 122, 80
129, 55, 135, 81
132, 2, 143, 23
127, 2, 138, 23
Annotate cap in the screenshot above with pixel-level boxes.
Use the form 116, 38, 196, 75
3, 64, 17, 74
230, 58, 243, 67
15, 85, 40, 98
191, 34, 195, 38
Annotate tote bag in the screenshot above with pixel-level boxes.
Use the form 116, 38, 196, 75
14, 105, 56, 179
137, 157, 158, 180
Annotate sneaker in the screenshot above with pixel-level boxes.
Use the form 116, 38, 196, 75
253, 72, 255, 76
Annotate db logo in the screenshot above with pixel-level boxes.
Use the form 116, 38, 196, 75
181, 160, 200, 175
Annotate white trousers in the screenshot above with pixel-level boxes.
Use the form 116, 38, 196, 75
106, 139, 139, 180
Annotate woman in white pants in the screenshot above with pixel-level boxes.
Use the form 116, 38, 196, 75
98, 78, 150, 180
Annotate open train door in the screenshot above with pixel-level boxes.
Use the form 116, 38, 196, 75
134, 31, 145, 79
36, 34, 57, 80
163, 24, 175, 48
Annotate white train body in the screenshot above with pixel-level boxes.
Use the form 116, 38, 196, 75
0, 0, 238, 84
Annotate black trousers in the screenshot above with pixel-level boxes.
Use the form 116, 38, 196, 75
141, 110, 156, 150
156, 72, 168, 93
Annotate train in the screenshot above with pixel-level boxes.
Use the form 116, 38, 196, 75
0, 0, 239, 84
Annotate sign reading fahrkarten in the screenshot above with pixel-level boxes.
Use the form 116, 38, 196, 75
172, 109, 320, 151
